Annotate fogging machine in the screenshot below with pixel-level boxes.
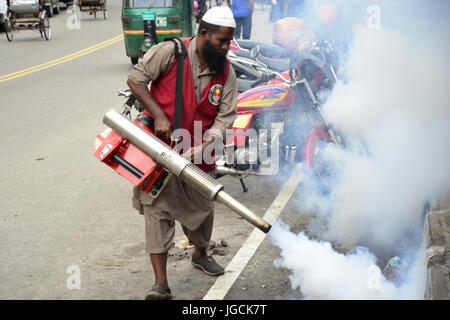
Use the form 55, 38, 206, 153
93, 110, 271, 233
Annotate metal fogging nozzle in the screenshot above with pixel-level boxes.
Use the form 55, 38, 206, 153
102, 110, 271, 233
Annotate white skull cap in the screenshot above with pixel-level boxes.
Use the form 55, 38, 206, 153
202, 6, 236, 29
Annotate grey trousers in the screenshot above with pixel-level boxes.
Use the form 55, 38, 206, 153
142, 204, 214, 254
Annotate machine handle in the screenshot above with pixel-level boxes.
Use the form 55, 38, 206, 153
111, 153, 144, 178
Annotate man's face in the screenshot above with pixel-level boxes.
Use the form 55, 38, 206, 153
207, 26, 235, 56
200, 26, 235, 74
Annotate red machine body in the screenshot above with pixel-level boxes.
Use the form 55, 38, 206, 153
93, 119, 168, 194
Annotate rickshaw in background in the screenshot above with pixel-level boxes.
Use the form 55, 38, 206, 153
4, 0, 51, 41
121, 0, 196, 65
76, 0, 108, 20
44, 0, 60, 17
0, 0, 7, 32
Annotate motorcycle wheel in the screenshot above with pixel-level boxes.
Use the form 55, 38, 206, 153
302, 123, 336, 192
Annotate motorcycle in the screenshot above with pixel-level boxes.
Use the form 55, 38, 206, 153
228, 38, 292, 93
229, 35, 340, 93
230, 38, 292, 59
113, 29, 343, 193
215, 37, 343, 192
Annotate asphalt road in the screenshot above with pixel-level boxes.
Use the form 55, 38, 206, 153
0, 2, 312, 300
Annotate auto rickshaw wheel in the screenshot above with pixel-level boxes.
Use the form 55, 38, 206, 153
131, 57, 138, 65
5, 19, 13, 42
41, 16, 51, 41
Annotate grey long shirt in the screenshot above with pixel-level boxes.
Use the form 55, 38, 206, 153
127, 36, 238, 142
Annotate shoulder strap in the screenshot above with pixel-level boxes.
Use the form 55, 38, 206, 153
164, 37, 187, 139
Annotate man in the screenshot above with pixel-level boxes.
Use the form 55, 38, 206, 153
127, 6, 237, 300
227, 0, 254, 40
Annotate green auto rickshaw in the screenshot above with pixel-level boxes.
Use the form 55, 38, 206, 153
121, 0, 196, 65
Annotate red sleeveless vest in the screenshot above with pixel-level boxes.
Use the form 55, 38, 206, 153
143, 37, 230, 172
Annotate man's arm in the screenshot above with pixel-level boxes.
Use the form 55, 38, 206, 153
126, 80, 172, 143
127, 41, 175, 142
249, 0, 254, 14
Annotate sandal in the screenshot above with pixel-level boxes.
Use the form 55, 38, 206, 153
144, 283, 172, 300
191, 254, 225, 276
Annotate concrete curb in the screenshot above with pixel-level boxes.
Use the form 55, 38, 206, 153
422, 198, 450, 300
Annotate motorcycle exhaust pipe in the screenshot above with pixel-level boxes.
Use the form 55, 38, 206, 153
103, 110, 271, 233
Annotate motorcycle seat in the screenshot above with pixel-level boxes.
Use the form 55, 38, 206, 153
235, 40, 291, 59
256, 55, 291, 73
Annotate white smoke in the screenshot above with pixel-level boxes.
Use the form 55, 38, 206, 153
269, 0, 449, 299
271, 221, 427, 299
317, 26, 450, 248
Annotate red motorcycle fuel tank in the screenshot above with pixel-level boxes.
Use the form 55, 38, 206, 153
236, 83, 295, 112
227, 83, 295, 146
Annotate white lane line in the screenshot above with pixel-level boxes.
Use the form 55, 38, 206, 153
203, 163, 304, 300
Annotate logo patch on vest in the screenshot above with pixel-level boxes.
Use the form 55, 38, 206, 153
209, 84, 223, 106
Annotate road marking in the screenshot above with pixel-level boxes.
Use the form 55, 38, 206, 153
203, 163, 304, 300
0, 34, 124, 84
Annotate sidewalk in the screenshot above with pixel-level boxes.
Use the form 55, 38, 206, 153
423, 194, 450, 299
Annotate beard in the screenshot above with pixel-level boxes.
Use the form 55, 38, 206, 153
201, 39, 227, 74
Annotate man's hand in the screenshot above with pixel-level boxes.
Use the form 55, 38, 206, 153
127, 79, 172, 143
153, 114, 172, 143
181, 136, 216, 162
